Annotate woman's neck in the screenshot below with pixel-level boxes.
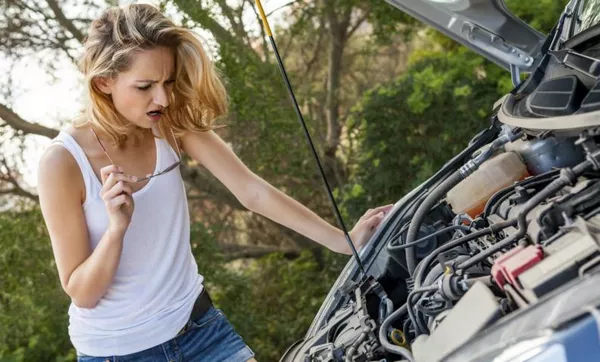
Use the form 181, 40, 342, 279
91, 124, 154, 151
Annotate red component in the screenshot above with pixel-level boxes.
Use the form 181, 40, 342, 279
491, 245, 544, 288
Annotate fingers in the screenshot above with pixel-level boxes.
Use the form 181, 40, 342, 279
102, 180, 134, 201
99, 166, 137, 207
107, 194, 132, 211
367, 206, 391, 230
373, 203, 394, 214
361, 203, 394, 221
100, 170, 137, 193
100, 165, 121, 184
369, 211, 386, 230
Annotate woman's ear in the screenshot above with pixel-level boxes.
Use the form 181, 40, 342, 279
93, 76, 114, 95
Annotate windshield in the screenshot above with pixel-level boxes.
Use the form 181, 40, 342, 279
573, 0, 600, 36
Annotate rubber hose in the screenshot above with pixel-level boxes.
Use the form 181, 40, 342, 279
389, 225, 471, 252
414, 219, 516, 288
458, 161, 593, 270
378, 305, 415, 362
422, 255, 471, 286
405, 170, 465, 274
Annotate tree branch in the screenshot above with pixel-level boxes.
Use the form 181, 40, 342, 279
220, 244, 300, 261
347, 10, 370, 39
214, 0, 249, 44
0, 158, 38, 202
45, 0, 85, 43
251, 1, 270, 61
302, 16, 326, 79
0, 104, 59, 138
174, 0, 263, 64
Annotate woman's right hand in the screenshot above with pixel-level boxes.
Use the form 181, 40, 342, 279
100, 165, 137, 235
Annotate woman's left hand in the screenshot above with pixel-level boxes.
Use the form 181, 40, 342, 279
341, 204, 394, 255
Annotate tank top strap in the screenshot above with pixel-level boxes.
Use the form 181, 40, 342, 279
156, 134, 179, 166
51, 131, 101, 207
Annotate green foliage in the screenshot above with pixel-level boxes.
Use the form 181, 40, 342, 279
367, 1, 418, 44
0, 213, 346, 362
341, 50, 506, 222
0, 209, 73, 362
189, 222, 347, 361
215, 44, 313, 185
338, 0, 569, 223
505, 0, 569, 33
217, 251, 346, 361
175, 0, 317, 201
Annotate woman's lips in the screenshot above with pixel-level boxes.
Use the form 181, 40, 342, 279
147, 111, 162, 121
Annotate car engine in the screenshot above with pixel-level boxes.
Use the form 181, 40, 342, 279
282, 121, 600, 361
280, 1, 600, 360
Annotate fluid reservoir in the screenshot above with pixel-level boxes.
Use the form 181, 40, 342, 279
446, 152, 529, 218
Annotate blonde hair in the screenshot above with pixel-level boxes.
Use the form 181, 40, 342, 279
76, 3, 227, 146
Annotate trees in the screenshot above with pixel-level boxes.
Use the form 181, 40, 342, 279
0, 209, 73, 361
0, 1, 412, 360
340, 0, 569, 223
0, 0, 411, 258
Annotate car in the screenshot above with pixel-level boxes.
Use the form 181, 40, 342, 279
281, 1, 600, 361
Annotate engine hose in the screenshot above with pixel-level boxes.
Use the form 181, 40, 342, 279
407, 285, 439, 335
458, 161, 594, 270
378, 304, 415, 362
405, 128, 523, 274
405, 170, 465, 274
386, 127, 499, 269
422, 255, 471, 286
482, 170, 559, 218
414, 219, 516, 289
379, 296, 394, 324
389, 224, 471, 252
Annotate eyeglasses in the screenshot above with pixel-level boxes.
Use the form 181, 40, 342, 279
91, 126, 182, 183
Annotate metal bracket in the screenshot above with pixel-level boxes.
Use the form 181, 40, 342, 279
510, 64, 521, 87
462, 23, 534, 70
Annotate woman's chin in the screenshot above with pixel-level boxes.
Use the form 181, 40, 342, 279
129, 119, 155, 129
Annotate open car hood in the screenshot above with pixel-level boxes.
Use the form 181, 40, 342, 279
385, 0, 548, 72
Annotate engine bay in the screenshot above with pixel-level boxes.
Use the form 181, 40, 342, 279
279, 2, 600, 360
282, 119, 600, 361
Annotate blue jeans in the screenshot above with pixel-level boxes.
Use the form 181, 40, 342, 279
77, 307, 255, 362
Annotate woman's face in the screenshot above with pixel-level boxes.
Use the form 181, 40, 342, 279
98, 46, 175, 129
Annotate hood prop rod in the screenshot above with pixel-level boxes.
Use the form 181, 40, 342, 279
255, 0, 366, 276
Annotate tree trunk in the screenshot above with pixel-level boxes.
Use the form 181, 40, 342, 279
323, 5, 350, 188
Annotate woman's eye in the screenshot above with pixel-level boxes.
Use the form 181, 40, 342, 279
137, 85, 151, 91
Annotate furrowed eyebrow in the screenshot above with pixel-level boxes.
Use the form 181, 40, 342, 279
135, 76, 176, 83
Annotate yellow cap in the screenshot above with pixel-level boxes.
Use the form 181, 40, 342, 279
390, 329, 407, 346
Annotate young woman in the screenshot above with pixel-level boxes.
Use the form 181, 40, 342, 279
37, 4, 391, 361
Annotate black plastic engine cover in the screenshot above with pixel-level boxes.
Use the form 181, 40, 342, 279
525, 75, 587, 117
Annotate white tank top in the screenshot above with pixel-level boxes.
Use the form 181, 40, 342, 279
51, 130, 204, 356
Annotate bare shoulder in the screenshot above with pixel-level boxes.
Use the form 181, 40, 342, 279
180, 129, 221, 161
64, 124, 91, 148
181, 128, 220, 145
38, 130, 85, 203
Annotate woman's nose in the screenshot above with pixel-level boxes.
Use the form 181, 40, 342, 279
153, 87, 170, 107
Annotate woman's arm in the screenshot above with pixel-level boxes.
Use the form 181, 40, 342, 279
182, 130, 391, 254
38, 146, 131, 308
